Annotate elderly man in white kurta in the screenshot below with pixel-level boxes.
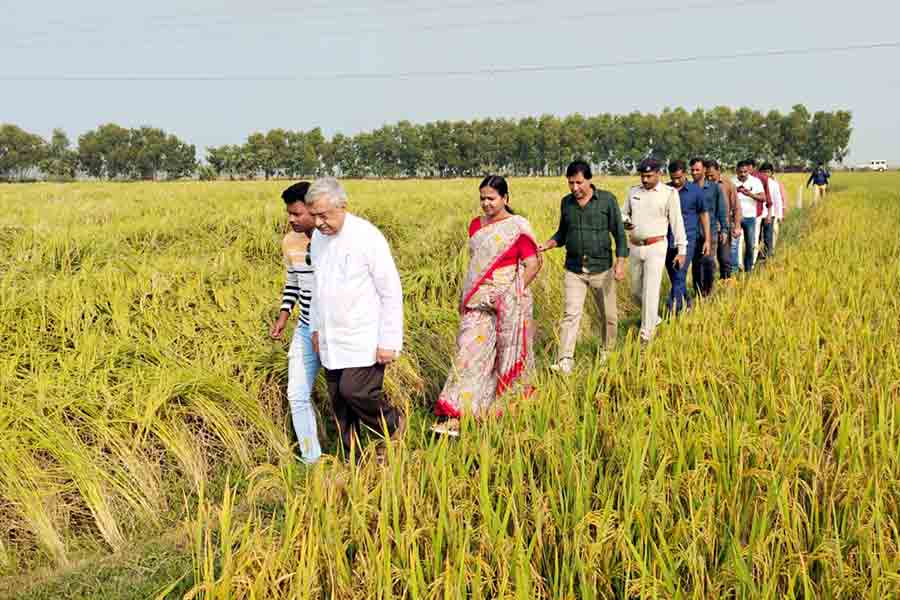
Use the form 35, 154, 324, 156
306, 177, 405, 456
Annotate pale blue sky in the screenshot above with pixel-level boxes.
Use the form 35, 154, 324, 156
4, 0, 899, 164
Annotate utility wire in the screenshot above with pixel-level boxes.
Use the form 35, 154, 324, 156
2, 41, 897, 82
3, 0, 774, 47
360, 0, 776, 35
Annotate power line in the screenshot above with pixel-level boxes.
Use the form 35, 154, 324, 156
205, 0, 775, 36
3, 41, 898, 82
367, 0, 776, 35
3, 0, 774, 48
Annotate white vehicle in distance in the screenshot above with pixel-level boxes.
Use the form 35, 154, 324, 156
870, 159, 888, 172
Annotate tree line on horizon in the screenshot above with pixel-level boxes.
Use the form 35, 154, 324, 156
0, 104, 851, 182
0, 124, 197, 182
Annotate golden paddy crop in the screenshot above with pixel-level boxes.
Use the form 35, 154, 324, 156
0, 174, 898, 598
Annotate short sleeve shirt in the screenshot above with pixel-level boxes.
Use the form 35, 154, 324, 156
733, 175, 765, 219
667, 181, 706, 246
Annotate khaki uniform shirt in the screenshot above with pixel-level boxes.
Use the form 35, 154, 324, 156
623, 182, 688, 255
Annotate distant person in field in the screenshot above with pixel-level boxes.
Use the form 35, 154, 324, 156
623, 159, 687, 344
664, 160, 709, 313
689, 158, 727, 298
305, 177, 405, 458
704, 160, 741, 280
539, 160, 627, 375
732, 160, 767, 273
807, 163, 831, 202
268, 181, 322, 464
758, 163, 786, 260
432, 176, 542, 436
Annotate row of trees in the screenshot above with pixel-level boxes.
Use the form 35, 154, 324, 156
0, 124, 196, 181
2, 104, 850, 181
205, 105, 851, 179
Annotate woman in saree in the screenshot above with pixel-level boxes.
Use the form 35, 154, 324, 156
432, 175, 542, 436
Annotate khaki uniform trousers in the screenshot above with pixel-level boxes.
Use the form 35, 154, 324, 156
629, 241, 668, 342
813, 184, 827, 203
559, 268, 618, 359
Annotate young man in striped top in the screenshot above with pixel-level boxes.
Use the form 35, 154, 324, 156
269, 181, 322, 463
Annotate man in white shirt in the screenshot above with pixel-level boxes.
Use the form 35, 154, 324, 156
623, 158, 687, 344
758, 163, 784, 261
731, 160, 767, 273
305, 177, 405, 457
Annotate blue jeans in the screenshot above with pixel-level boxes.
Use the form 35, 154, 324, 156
740, 217, 757, 273
665, 239, 695, 314
287, 322, 322, 463
730, 233, 741, 275
760, 218, 775, 259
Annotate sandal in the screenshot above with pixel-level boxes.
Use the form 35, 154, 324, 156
430, 419, 460, 437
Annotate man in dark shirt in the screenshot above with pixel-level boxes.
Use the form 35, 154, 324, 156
705, 159, 741, 280
807, 163, 831, 202
665, 159, 710, 314
689, 158, 728, 298
540, 160, 627, 373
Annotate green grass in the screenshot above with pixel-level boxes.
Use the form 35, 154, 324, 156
1, 539, 193, 600
1, 174, 898, 598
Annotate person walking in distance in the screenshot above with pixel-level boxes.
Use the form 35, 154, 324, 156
623, 159, 687, 344
541, 160, 628, 374
269, 181, 323, 463
704, 160, 741, 281
732, 160, 767, 273
807, 163, 831, 203
689, 158, 727, 297
305, 177, 405, 460
664, 160, 709, 313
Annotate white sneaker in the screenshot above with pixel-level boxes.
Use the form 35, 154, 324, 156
550, 358, 574, 374
430, 419, 460, 437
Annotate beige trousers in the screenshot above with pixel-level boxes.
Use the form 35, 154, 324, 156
559, 268, 618, 359
813, 184, 827, 203
629, 242, 668, 341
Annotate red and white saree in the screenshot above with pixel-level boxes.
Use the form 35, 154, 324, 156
435, 215, 538, 418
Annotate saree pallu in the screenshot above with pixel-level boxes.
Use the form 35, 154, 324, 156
435, 216, 537, 418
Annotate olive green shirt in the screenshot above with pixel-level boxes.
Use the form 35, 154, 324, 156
550, 187, 628, 274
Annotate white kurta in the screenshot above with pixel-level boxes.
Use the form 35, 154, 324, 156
767, 178, 784, 219
308, 213, 404, 370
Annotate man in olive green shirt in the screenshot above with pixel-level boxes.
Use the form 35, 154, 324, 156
540, 160, 628, 374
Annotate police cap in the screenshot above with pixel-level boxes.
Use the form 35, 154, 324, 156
637, 158, 660, 173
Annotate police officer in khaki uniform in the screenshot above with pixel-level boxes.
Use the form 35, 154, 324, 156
623, 159, 687, 343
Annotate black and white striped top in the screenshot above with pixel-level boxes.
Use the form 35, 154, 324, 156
280, 232, 314, 327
